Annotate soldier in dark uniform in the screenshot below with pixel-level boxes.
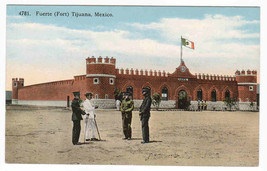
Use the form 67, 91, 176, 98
121, 92, 134, 140
71, 92, 86, 145
139, 88, 152, 144
197, 100, 201, 111
201, 100, 204, 111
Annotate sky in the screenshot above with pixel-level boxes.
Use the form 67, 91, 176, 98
6, 5, 260, 90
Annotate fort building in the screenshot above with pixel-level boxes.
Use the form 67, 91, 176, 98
12, 56, 258, 110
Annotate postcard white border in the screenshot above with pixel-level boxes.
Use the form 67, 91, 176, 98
1, 1, 266, 171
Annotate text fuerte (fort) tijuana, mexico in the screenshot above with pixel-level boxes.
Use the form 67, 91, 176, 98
19, 11, 114, 17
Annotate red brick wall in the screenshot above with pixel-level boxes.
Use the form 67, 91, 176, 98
86, 77, 115, 99
115, 74, 238, 101
238, 85, 257, 102
15, 58, 257, 103
235, 73, 257, 102
236, 75, 257, 83
18, 77, 90, 101
86, 63, 116, 75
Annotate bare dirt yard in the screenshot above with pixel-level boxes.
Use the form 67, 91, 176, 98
5, 105, 259, 166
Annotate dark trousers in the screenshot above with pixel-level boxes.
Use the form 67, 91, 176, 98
122, 113, 132, 138
72, 120, 81, 145
141, 117, 150, 142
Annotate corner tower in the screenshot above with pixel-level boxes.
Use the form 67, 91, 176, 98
235, 70, 257, 102
85, 56, 116, 99
12, 78, 24, 104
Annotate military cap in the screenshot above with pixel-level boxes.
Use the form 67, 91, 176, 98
142, 88, 150, 93
85, 92, 93, 97
73, 92, 80, 97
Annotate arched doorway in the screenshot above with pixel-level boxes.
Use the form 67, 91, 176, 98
197, 89, 202, 101
211, 89, 217, 102
178, 90, 188, 109
162, 87, 168, 101
225, 90, 230, 99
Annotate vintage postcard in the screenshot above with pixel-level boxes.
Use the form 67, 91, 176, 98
4, 4, 260, 168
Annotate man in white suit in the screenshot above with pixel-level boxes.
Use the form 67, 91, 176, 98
83, 92, 98, 141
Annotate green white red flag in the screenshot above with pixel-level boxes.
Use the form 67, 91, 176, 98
182, 38, 195, 49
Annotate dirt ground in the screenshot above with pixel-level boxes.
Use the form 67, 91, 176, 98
5, 105, 259, 166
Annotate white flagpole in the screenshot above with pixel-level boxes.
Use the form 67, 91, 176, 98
180, 36, 183, 62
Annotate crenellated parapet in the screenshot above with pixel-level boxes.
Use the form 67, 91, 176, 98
195, 73, 236, 81
235, 69, 257, 76
74, 75, 86, 81
235, 69, 257, 83
86, 56, 116, 65
86, 56, 116, 76
117, 68, 168, 77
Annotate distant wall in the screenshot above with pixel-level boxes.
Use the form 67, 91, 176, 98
16, 99, 116, 109
17, 77, 88, 101
190, 101, 258, 111
17, 100, 67, 107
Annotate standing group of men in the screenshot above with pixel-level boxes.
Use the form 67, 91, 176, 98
120, 87, 152, 143
197, 100, 207, 111
71, 87, 152, 145
71, 92, 99, 145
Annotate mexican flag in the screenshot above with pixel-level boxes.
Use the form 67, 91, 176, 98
182, 38, 195, 49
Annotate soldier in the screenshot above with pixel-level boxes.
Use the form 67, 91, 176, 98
204, 100, 207, 110
121, 92, 134, 140
197, 100, 201, 111
71, 92, 86, 145
201, 100, 204, 111
139, 88, 152, 144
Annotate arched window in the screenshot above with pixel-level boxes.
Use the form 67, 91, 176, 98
162, 87, 168, 101
225, 90, 230, 99
105, 94, 109, 99
197, 89, 202, 101
211, 89, 217, 102
126, 86, 133, 97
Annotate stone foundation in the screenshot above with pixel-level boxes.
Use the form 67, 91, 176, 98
11, 99, 18, 104
17, 100, 67, 107
190, 101, 258, 111
13, 99, 257, 111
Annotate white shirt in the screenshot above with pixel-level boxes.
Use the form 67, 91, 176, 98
83, 99, 96, 119
116, 100, 121, 106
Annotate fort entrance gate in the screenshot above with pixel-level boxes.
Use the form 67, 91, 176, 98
178, 90, 188, 109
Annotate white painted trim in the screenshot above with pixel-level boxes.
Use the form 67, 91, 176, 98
237, 83, 257, 85
93, 78, 99, 84
87, 74, 116, 78
87, 62, 115, 65
109, 78, 115, 85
